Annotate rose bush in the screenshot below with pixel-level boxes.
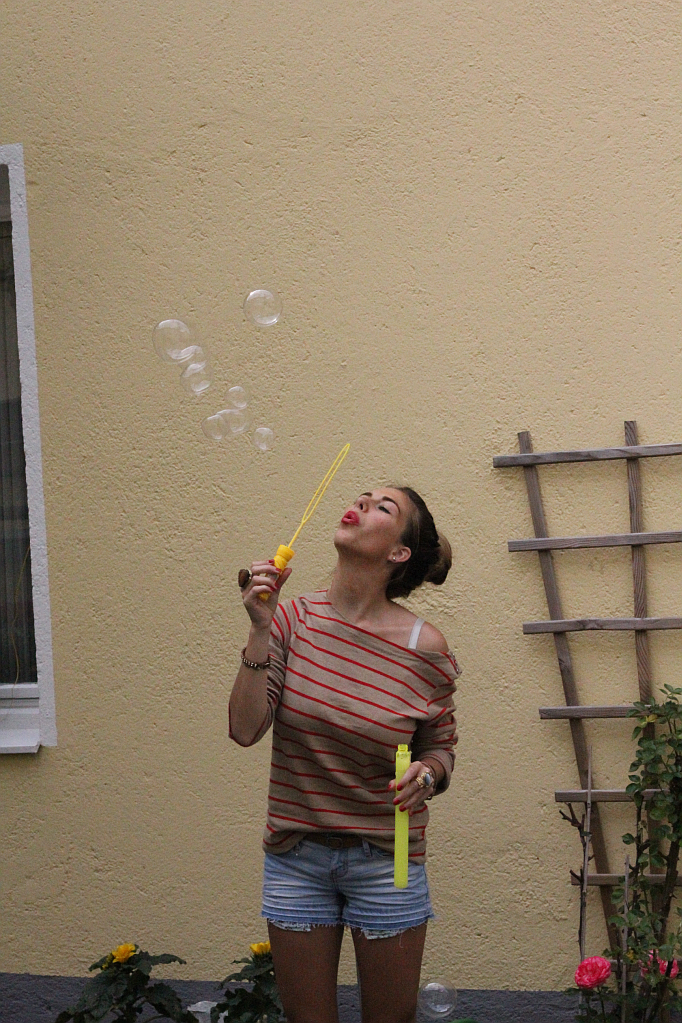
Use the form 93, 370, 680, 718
641, 952, 680, 980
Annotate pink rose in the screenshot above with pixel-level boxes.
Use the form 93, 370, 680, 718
643, 952, 679, 979
575, 956, 612, 989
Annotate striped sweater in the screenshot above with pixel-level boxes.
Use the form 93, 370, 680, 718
236, 592, 460, 864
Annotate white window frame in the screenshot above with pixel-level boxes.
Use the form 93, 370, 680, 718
0, 143, 56, 753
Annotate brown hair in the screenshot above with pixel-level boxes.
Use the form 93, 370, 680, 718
385, 487, 452, 600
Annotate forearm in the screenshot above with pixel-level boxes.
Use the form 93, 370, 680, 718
229, 625, 272, 746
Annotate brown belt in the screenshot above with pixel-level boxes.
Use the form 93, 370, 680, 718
306, 833, 364, 849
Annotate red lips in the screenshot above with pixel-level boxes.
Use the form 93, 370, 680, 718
342, 510, 360, 525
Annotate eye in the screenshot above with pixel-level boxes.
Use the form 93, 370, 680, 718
378, 505, 391, 514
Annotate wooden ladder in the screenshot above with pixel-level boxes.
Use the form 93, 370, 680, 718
494, 422, 682, 945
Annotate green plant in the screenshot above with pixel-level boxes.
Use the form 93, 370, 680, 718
210, 942, 282, 1023
55, 943, 198, 1023
564, 686, 682, 1022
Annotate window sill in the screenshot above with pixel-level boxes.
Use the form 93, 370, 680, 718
0, 685, 40, 752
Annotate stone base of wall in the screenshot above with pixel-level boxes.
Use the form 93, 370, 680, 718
0, 973, 585, 1023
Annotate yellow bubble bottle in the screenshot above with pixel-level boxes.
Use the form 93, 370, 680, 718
394, 744, 411, 888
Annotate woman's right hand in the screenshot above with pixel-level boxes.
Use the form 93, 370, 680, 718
240, 560, 292, 629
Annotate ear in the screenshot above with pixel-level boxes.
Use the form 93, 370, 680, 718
389, 546, 411, 565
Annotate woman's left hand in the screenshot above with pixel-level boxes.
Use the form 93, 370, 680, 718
388, 760, 437, 814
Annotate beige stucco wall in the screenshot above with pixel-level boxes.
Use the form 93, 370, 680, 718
2, 0, 681, 991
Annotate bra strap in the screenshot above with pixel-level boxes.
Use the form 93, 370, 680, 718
407, 617, 425, 650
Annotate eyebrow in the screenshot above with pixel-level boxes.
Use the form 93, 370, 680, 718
361, 492, 401, 511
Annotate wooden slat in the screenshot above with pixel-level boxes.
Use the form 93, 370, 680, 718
494, 441, 682, 468
518, 430, 618, 946
626, 422, 653, 703
540, 705, 634, 719
524, 617, 682, 634
556, 789, 661, 803
571, 874, 682, 887
509, 530, 682, 552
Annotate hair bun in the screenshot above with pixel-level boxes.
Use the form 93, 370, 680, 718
424, 532, 452, 586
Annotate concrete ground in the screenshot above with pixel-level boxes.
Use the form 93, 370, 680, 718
0, 973, 580, 1023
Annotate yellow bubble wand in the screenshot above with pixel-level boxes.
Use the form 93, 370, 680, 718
260, 442, 351, 599
394, 744, 411, 888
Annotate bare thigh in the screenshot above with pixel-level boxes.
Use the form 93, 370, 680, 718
351, 922, 427, 1023
267, 921, 344, 1023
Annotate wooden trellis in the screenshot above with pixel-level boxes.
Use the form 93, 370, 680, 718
494, 422, 682, 945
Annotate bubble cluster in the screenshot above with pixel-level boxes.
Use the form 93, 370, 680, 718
200, 383, 274, 451
243, 288, 282, 327
418, 980, 458, 1020
153, 291, 281, 453
153, 320, 211, 396
201, 408, 248, 441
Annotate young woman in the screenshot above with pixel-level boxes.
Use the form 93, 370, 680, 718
229, 486, 460, 1023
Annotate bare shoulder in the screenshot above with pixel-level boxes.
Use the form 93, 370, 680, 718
416, 621, 449, 653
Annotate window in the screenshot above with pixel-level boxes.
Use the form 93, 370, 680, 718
0, 144, 55, 753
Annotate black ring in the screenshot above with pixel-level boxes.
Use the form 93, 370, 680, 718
238, 568, 252, 590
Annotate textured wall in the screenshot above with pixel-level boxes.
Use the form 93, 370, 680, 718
1, 0, 681, 991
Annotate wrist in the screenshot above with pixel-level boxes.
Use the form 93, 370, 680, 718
419, 757, 443, 787
248, 623, 271, 641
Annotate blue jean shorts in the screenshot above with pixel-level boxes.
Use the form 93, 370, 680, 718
262, 838, 434, 939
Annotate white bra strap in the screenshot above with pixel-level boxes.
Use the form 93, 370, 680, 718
408, 618, 425, 650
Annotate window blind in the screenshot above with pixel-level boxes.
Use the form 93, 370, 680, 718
0, 207, 37, 686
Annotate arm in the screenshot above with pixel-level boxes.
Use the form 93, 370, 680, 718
228, 561, 292, 747
390, 623, 459, 811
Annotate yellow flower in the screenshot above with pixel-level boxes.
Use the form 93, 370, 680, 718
111, 943, 138, 964
645, 714, 657, 723
249, 941, 271, 957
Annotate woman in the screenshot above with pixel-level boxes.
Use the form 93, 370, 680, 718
229, 486, 460, 1023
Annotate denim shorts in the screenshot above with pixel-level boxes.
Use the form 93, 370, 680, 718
262, 838, 434, 939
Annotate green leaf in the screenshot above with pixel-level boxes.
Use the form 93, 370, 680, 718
146, 981, 197, 1022
147, 953, 187, 967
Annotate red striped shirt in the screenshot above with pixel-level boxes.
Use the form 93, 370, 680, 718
234, 593, 460, 865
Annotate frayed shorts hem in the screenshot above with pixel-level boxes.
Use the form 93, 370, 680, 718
265, 914, 434, 940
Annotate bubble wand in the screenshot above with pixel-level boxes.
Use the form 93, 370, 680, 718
259, 443, 351, 599
394, 744, 411, 888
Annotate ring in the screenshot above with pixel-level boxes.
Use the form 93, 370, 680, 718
416, 770, 433, 790
238, 568, 252, 590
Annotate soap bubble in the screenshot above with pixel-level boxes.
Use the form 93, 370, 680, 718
175, 344, 206, 365
228, 385, 249, 409
180, 357, 211, 396
223, 409, 249, 435
253, 427, 275, 452
201, 414, 229, 442
418, 980, 458, 1020
202, 409, 248, 441
243, 288, 282, 326
153, 319, 194, 362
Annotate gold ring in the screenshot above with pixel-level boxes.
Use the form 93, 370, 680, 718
238, 568, 252, 590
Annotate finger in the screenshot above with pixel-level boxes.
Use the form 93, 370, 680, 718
275, 566, 293, 589
245, 583, 278, 600
396, 765, 422, 790
249, 573, 279, 589
393, 778, 420, 803
250, 563, 281, 578
401, 792, 427, 811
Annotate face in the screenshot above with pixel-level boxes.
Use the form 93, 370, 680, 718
334, 487, 412, 566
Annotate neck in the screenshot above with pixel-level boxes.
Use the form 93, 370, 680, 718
327, 552, 392, 624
